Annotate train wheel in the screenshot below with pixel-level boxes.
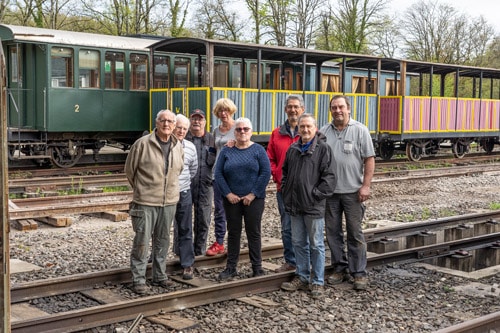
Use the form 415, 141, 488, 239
406, 142, 422, 161
49, 145, 83, 168
452, 141, 468, 159
378, 141, 395, 160
481, 139, 495, 154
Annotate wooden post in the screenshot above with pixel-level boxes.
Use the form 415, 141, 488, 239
0, 40, 12, 332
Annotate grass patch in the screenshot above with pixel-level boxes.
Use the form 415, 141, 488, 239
102, 186, 130, 193
489, 202, 500, 210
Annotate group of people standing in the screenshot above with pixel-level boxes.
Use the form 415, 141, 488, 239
124, 94, 375, 299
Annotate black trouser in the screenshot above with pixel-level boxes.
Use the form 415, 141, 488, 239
223, 197, 265, 271
191, 182, 213, 255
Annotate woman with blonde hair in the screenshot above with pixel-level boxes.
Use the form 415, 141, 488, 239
206, 98, 238, 256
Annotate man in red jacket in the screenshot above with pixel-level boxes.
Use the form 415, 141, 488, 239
266, 94, 305, 272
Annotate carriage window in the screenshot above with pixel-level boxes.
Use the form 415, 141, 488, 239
130, 53, 148, 91
272, 68, 293, 90
321, 74, 340, 92
296, 72, 302, 91
174, 57, 190, 88
9, 46, 20, 83
105, 52, 124, 90
214, 60, 228, 87
79, 49, 100, 88
193, 59, 207, 87
232, 62, 242, 88
249, 63, 265, 89
352, 76, 377, 94
51, 47, 74, 88
154, 55, 169, 88
386, 79, 401, 95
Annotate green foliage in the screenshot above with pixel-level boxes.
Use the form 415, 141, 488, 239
438, 208, 456, 218
102, 186, 130, 193
489, 202, 500, 210
442, 285, 455, 293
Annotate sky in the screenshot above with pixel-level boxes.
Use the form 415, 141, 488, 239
388, 0, 500, 33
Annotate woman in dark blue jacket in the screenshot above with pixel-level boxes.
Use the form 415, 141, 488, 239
214, 117, 271, 280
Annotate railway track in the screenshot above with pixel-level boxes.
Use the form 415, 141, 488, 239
7, 163, 500, 225
10, 211, 500, 332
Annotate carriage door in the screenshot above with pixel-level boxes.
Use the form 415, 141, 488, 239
7, 44, 24, 127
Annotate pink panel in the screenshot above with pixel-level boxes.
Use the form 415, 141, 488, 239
411, 99, 421, 131
455, 101, 465, 130
429, 99, 439, 131
438, 99, 449, 131
478, 100, 487, 130
403, 99, 411, 131
449, 99, 457, 130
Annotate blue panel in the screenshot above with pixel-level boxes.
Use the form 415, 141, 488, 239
317, 94, 331, 128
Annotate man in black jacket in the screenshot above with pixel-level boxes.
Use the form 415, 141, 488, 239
185, 109, 216, 257
280, 113, 337, 299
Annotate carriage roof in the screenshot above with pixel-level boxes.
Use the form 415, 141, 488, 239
0, 24, 159, 51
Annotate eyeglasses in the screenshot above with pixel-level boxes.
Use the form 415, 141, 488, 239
235, 127, 251, 133
158, 118, 175, 124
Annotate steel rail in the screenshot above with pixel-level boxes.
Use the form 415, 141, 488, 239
364, 211, 500, 242
11, 211, 500, 303
434, 311, 500, 333
11, 243, 284, 303
10, 232, 500, 333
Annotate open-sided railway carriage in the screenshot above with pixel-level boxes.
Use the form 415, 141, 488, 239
149, 38, 500, 162
1, 24, 500, 167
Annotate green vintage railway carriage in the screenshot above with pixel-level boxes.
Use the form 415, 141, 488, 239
0, 24, 158, 167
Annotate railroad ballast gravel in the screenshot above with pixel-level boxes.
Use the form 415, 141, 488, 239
9, 173, 500, 332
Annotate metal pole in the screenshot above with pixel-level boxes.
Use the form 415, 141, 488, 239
1, 39, 12, 333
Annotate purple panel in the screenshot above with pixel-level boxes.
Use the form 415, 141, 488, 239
379, 97, 400, 131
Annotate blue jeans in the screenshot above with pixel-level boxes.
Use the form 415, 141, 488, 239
129, 203, 175, 285
325, 193, 367, 277
276, 191, 296, 267
290, 215, 326, 285
213, 179, 227, 245
173, 190, 195, 268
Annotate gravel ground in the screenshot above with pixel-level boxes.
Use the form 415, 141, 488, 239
9, 172, 500, 332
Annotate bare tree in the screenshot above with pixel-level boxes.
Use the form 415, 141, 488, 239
165, 0, 189, 36
194, 0, 244, 41
315, 5, 336, 50
245, 0, 267, 43
289, 0, 325, 48
402, 0, 495, 64
334, 0, 387, 53
78, 0, 171, 35
369, 14, 402, 57
482, 36, 500, 69
0, 0, 10, 22
262, 0, 292, 46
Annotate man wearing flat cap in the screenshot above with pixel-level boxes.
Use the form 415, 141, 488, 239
186, 109, 217, 256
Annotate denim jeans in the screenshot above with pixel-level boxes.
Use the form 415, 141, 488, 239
173, 190, 195, 268
325, 192, 367, 277
213, 179, 227, 245
276, 191, 296, 267
129, 203, 175, 285
290, 215, 326, 285
223, 198, 265, 270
